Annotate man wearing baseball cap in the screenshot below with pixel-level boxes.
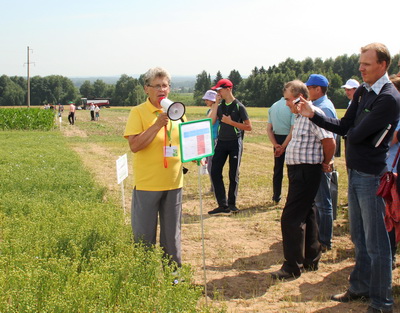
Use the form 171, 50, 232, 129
68, 101, 76, 125
341, 78, 360, 107
207, 79, 252, 215
305, 74, 337, 253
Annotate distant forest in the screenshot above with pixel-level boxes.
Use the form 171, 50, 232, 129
1, 53, 399, 108
193, 53, 400, 108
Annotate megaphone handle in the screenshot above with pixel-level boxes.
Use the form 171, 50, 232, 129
163, 126, 168, 168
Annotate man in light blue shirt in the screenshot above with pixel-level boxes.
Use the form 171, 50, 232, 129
267, 97, 295, 204
306, 74, 337, 252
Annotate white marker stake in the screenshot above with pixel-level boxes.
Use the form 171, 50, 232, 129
116, 154, 129, 215
198, 163, 208, 305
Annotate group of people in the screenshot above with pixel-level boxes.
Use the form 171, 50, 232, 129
89, 102, 101, 121
66, 101, 101, 125
124, 42, 400, 313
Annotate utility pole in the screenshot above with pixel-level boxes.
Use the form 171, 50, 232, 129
26, 46, 34, 107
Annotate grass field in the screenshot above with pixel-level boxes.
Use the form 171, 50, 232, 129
1, 105, 399, 312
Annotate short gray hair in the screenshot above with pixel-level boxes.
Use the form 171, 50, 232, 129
143, 67, 171, 86
283, 80, 309, 99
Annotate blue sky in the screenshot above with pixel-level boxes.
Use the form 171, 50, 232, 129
1, 0, 399, 78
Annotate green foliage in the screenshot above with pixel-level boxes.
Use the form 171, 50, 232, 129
228, 70, 242, 93
0, 75, 25, 106
213, 71, 223, 85
30, 75, 78, 106
193, 71, 212, 106
193, 53, 400, 108
79, 80, 94, 98
113, 74, 143, 106
0, 132, 205, 312
0, 108, 55, 130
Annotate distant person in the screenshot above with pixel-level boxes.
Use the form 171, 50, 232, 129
58, 103, 64, 117
208, 79, 252, 215
341, 78, 360, 161
341, 78, 360, 107
266, 97, 294, 205
68, 101, 76, 125
269, 80, 335, 280
89, 102, 95, 121
305, 74, 337, 252
202, 90, 219, 192
94, 105, 100, 121
124, 67, 185, 270
296, 43, 400, 313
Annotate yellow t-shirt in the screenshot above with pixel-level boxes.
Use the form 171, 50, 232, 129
124, 99, 183, 191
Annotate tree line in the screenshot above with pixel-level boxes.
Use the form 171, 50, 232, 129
0, 74, 147, 107
193, 53, 400, 108
1, 53, 399, 108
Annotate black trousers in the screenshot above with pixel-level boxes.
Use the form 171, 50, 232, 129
281, 164, 322, 275
211, 138, 243, 208
272, 134, 288, 202
68, 112, 75, 125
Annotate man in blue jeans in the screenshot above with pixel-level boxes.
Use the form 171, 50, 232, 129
297, 42, 400, 313
305, 74, 338, 251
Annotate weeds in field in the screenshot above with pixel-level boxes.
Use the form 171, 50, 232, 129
0, 131, 208, 312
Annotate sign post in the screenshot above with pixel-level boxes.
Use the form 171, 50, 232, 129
116, 154, 129, 216
179, 118, 214, 303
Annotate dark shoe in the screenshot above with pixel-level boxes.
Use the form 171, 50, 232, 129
269, 269, 300, 280
321, 244, 332, 253
366, 305, 393, 313
302, 262, 319, 272
330, 290, 369, 302
229, 205, 240, 214
272, 197, 280, 205
208, 206, 231, 216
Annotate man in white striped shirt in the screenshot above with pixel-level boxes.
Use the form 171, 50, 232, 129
270, 80, 336, 280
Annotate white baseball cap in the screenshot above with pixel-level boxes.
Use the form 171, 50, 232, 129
341, 79, 360, 89
202, 90, 217, 101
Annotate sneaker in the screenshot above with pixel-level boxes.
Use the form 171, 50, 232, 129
229, 206, 240, 214
208, 206, 231, 216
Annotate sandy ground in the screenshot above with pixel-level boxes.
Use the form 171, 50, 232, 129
62, 120, 400, 313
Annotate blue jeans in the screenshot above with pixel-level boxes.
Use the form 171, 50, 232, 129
315, 171, 333, 248
348, 169, 392, 311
